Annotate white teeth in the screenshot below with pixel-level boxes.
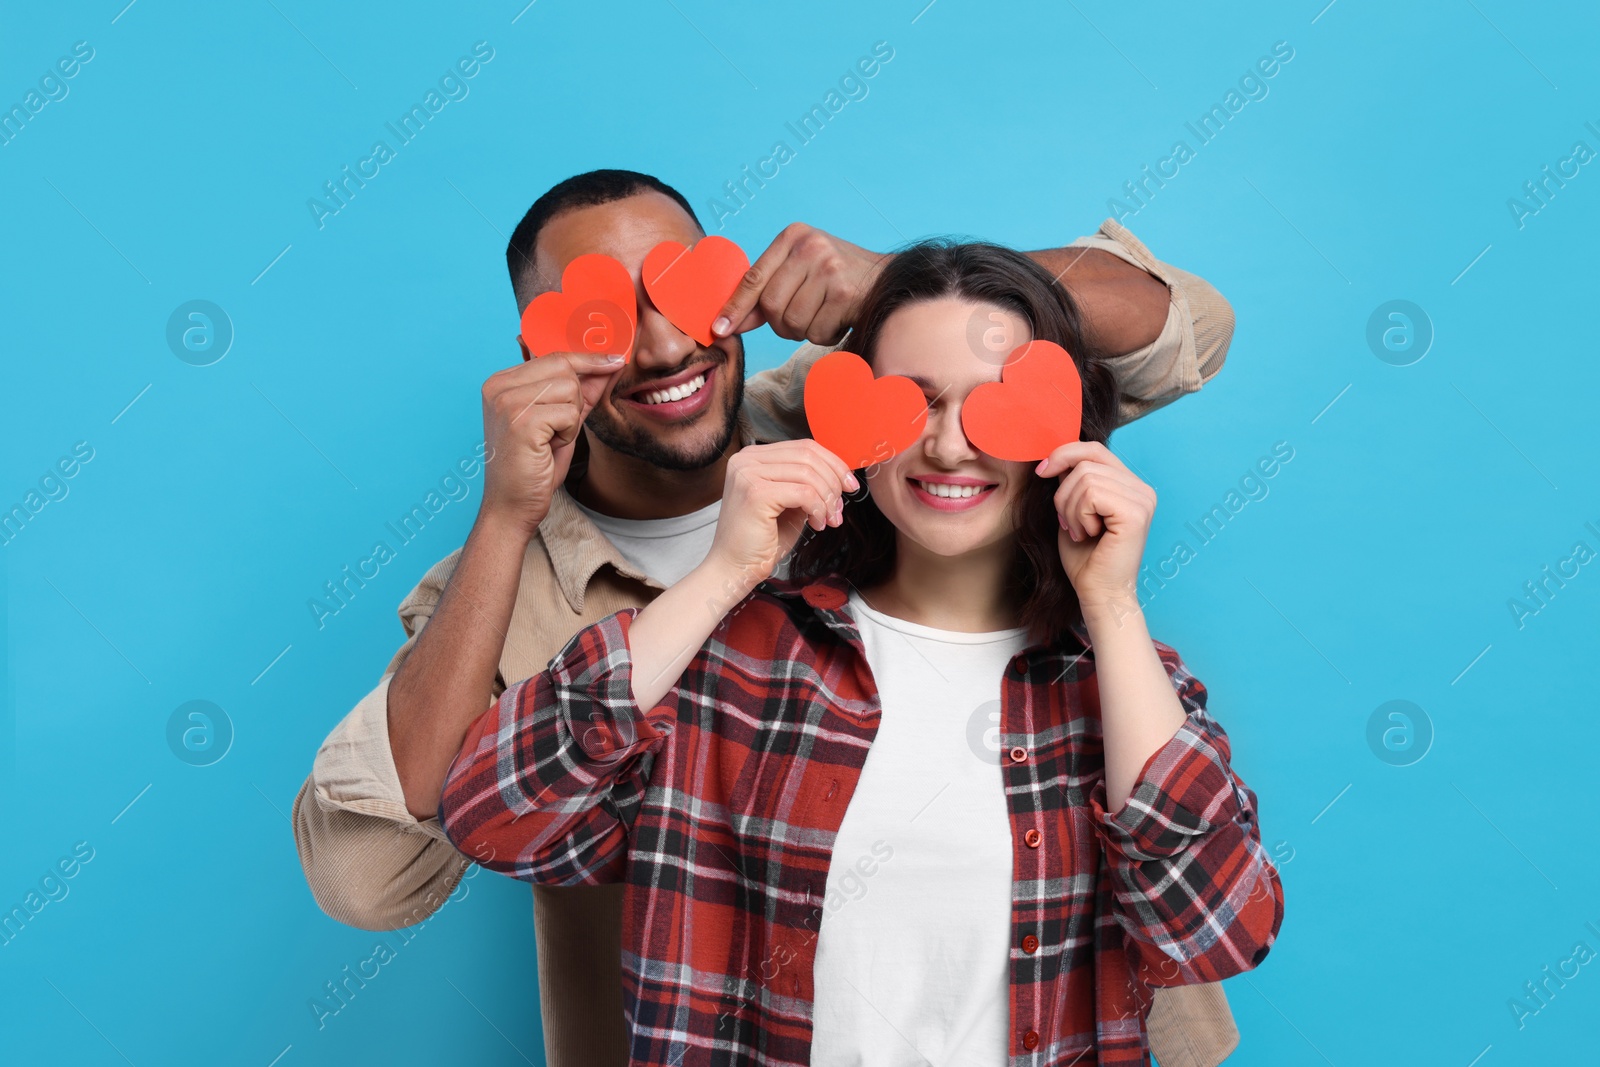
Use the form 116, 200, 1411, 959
640, 373, 706, 405
915, 480, 988, 499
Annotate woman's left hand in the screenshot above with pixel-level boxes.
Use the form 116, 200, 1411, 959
1037, 441, 1156, 614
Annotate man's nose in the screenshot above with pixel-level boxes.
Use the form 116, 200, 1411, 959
632, 301, 698, 371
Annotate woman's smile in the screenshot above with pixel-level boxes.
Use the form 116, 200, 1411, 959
905, 473, 1000, 512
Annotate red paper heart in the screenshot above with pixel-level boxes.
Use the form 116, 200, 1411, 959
960, 340, 1083, 461
642, 236, 750, 346
520, 253, 637, 360
803, 350, 929, 469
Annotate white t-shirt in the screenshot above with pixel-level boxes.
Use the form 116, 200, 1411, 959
571, 497, 722, 588
809, 590, 1030, 1067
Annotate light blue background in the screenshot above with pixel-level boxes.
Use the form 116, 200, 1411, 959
4, 1, 1596, 1064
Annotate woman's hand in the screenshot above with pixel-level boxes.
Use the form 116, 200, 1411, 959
1037, 441, 1156, 615
705, 440, 859, 593
625, 441, 856, 713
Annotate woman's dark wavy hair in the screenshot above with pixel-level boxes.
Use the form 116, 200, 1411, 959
788, 239, 1119, 648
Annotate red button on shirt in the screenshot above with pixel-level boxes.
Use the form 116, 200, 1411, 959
1022, 934, 1039, 953
1024, 828, 1042, 848
1022, 1029, 1040, 1050
1008, 746, 1028, 763
801, 584, 848, 610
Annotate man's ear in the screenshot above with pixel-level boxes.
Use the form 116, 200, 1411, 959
516, 333, 532, 363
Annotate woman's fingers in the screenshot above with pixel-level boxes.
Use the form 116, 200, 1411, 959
1053, 461, 1155, 541
743, 440, 859, 497
760, 478, 833, 532
741, 461, 842, 528
1036, 440, 1129, 480
1062, 478, 1151, 539
780, 438, 860, 493
725, 439, 860, 539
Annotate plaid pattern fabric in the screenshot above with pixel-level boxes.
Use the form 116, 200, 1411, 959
440, 573, 1283, 1066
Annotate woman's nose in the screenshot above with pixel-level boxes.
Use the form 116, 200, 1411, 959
924, 404, 979, 464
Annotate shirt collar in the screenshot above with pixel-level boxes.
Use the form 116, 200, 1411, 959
542, 407, 760, 614
760, 572, 1093, 661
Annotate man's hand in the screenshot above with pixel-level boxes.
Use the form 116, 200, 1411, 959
387, 348, 629, 821
711, 223, 891, 346
480, 351, 625, 539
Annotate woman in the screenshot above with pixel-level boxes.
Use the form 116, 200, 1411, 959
440, 241, 1283, 1066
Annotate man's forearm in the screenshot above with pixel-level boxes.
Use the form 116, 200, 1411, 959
387, 511, 531, 820
1023, 247, 1169, 358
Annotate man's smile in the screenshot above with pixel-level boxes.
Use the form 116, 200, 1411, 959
614, 362, 719, 421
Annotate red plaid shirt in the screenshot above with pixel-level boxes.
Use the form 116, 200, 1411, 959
440, 573, 1283, 1066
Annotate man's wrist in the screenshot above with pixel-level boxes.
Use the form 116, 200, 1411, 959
472, 504, 542, 546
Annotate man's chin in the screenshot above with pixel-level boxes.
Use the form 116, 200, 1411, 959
587, 405, 739, 472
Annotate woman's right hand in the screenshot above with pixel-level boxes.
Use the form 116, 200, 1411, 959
705, 440, 859, 590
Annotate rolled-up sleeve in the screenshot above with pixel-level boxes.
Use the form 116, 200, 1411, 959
293, 554, 483, 930
293, 670, 472, 930
1069, 218, 1236, 428
440, 608, 677, 886
1087, 644, 1283, 986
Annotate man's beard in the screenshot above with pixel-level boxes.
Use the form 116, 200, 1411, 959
584, 351, 746, 472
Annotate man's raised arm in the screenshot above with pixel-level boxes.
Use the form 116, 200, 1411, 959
732, 219, 1234, 441
293, 349, 623, 928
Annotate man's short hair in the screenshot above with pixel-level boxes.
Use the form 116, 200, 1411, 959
505, 169, 701, 306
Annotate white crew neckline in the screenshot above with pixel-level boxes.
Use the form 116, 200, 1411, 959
571, 495, 722, 539
847, 589, 1028, 644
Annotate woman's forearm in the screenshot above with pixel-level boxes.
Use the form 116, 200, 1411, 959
627, 558, 757, 710
1081, 599, 1189, 811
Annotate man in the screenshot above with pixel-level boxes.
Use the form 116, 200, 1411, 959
292, 168, 1241, 1066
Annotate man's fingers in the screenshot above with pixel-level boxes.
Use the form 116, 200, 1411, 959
804, 293, 851, 348
569, 352, 629, 376
533, 394, 583, 449
714, 229, 797, 338
494, 377, 578, 424
752, 257, 812, 340
712, 267, 764, 339
779, 273, 831, 342
485, 352, 621, 401
729, 306, 768, 336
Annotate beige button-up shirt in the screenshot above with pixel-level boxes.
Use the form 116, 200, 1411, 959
291, 220, 1243, 1067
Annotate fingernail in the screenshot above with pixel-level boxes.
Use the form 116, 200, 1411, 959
846, 472, 860, 490
712, 316, 731, 336
1036, 460, 1047, 475
603, 354, 625, 364
1059, 514, 1068, 530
